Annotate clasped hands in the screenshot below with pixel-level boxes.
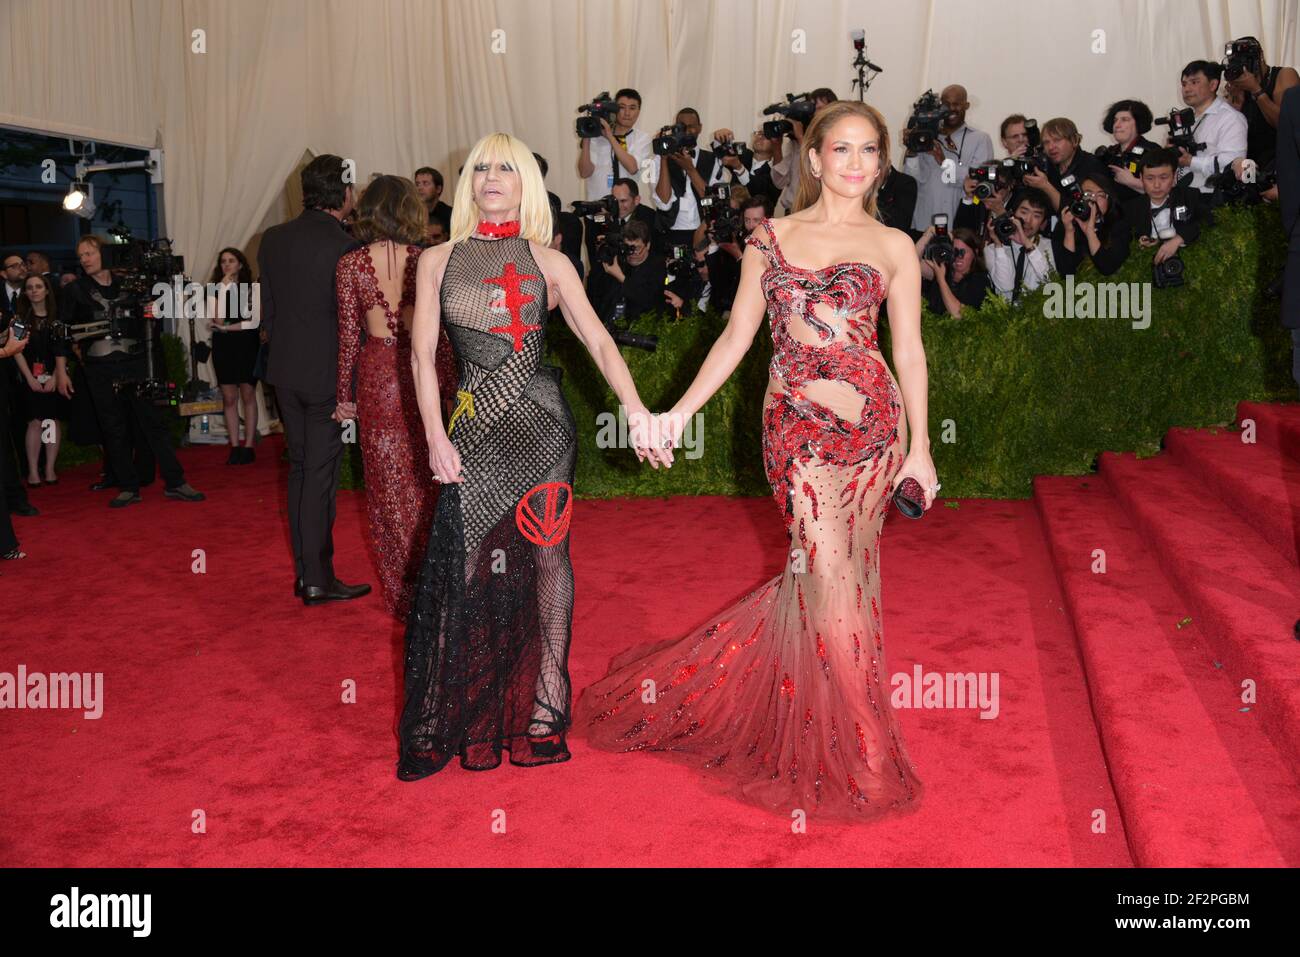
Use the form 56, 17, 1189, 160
627, 408, 686, 470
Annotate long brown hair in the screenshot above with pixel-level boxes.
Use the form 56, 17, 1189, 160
16, 273, 58, 329
353, 174, 427, 245
793, 100, 892, 219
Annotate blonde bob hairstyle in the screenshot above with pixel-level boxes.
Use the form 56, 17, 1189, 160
448, 132, 552, 245
792, 100, 892, 219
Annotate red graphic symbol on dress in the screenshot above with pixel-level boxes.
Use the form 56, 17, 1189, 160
515, 481, 573, 546
483, 262, 540, 351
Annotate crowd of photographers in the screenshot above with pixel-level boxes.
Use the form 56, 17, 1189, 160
570, 35, 1295, 341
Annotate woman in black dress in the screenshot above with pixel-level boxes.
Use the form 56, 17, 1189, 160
398, 133, 666, 779
12, 274, 70, 484
206, 248, 261, 464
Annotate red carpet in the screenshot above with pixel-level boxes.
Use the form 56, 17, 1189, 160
2, 402, 1297, 867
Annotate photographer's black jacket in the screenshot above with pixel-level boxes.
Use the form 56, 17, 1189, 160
1122, 183, 1207, 245
1051, 206, 1133, 276
877, 167, 919, 236
1049, 150, 1112, 201
922, 270, 992, 314
599, 254, 667, 323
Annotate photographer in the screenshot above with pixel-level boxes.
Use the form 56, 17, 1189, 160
1122, 148, 1207, 265
1022, 117, 1110, 213
711, 127, 782, 210
55, 236, 204, 508
584, 177, 655, 304
1173, 60, 1247, 192
770, 87, 838, 214
597, 220, 667, 324
1221, 37, 1299, 168
653, 108, 726, 250
984, 188, 1056, 303
578, 88, 655, 201
902, 85, 994, 232
1054, 174, 1132, 277
955, 164, 1012, 236
1000, 114, 1032, 158
1100, 100, 1162, 196
916, 223, 992, 318
668, 195, 762, 315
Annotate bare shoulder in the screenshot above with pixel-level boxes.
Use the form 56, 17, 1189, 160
873, 222, 918, 273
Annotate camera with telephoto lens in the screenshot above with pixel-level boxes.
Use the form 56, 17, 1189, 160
1222, 37, 1263, 81
604, 301, 658, 352
903, 90, 948, 153
1058, 174, 1091, 219
653, 123, 697, 156
1207, 159, 1277, 208
1154, 107, 1204, 155
575, 91, 618, 139
700, 184, 742, 243
1094, 141, 1148, 176
761, 93, 816, 140
922, 214, 955, 265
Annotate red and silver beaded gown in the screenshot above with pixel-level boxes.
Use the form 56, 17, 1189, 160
574, 218, 923, 821
337, 242, 459, 618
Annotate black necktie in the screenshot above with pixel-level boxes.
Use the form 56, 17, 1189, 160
1012, 245, 1027, 300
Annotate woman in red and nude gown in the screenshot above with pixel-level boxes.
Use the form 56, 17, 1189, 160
575, 101, 938, 821
336, 175, 458, 618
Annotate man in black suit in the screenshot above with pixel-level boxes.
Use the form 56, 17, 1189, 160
1278, 86, 1300, 395
1122, 148, 1207, 264
258, 155, 370, 606
0, 254, 36, 517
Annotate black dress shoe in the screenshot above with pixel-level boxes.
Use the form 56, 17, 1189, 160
301, 579, 372, 605
10, 502, 39, 517
293, 577, 304, 597
89, 480, 114, 492
226, 447, 240, 465
164, 483, 206, 502
241, 447, 256, 464
109, 491, 142, 509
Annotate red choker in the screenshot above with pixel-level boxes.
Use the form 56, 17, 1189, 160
475, 219, 520, 238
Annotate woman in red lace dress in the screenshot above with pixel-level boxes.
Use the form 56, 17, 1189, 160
575, 101, 938, 821
337, 175, 458, 617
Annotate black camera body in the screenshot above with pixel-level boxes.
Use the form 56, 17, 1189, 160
1222, 38, 1263, 81
1058, 174, 1091, 219
712, 138, 744, 158
922, 214, 954, 265
904, 90, 948, 153
572, 196, 629, 265
1207, 160, 1277, 207
1155, 107, 1204, 155
576, 91, 618, 139
653, 123, 697, 156
700, 184, 742, 242
1094, 142, 1148, 175
1153, 254, 1185, 288
969, 162, 1004, 200
761, 93, 816, 140
991, 213, 1018, 242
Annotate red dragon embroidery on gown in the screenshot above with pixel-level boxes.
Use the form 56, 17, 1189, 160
574, 217, 922, 821
337, 243, 459, 618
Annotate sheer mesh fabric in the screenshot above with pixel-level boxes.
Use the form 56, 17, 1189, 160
573, 219, 923, 820
398, 235, 577, 778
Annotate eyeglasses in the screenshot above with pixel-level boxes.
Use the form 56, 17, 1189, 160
952, 248, 970, 259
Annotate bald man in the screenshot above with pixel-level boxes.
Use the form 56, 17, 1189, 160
902, 84, 994, 232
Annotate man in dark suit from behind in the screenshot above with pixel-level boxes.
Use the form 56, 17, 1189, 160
1278, 85, 1300, 396
258, 154, 370, 605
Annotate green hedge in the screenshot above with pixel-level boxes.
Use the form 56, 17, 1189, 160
547, 203, 1293, 500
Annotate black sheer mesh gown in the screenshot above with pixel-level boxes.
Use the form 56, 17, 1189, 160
398, 233, 578, 779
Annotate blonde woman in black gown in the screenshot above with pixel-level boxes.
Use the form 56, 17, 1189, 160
398, 133, 665, 779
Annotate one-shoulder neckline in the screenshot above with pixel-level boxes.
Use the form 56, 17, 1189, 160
757, 217, 886, 287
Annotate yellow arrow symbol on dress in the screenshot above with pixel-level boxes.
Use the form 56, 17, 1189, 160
448, 389, 476, 435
